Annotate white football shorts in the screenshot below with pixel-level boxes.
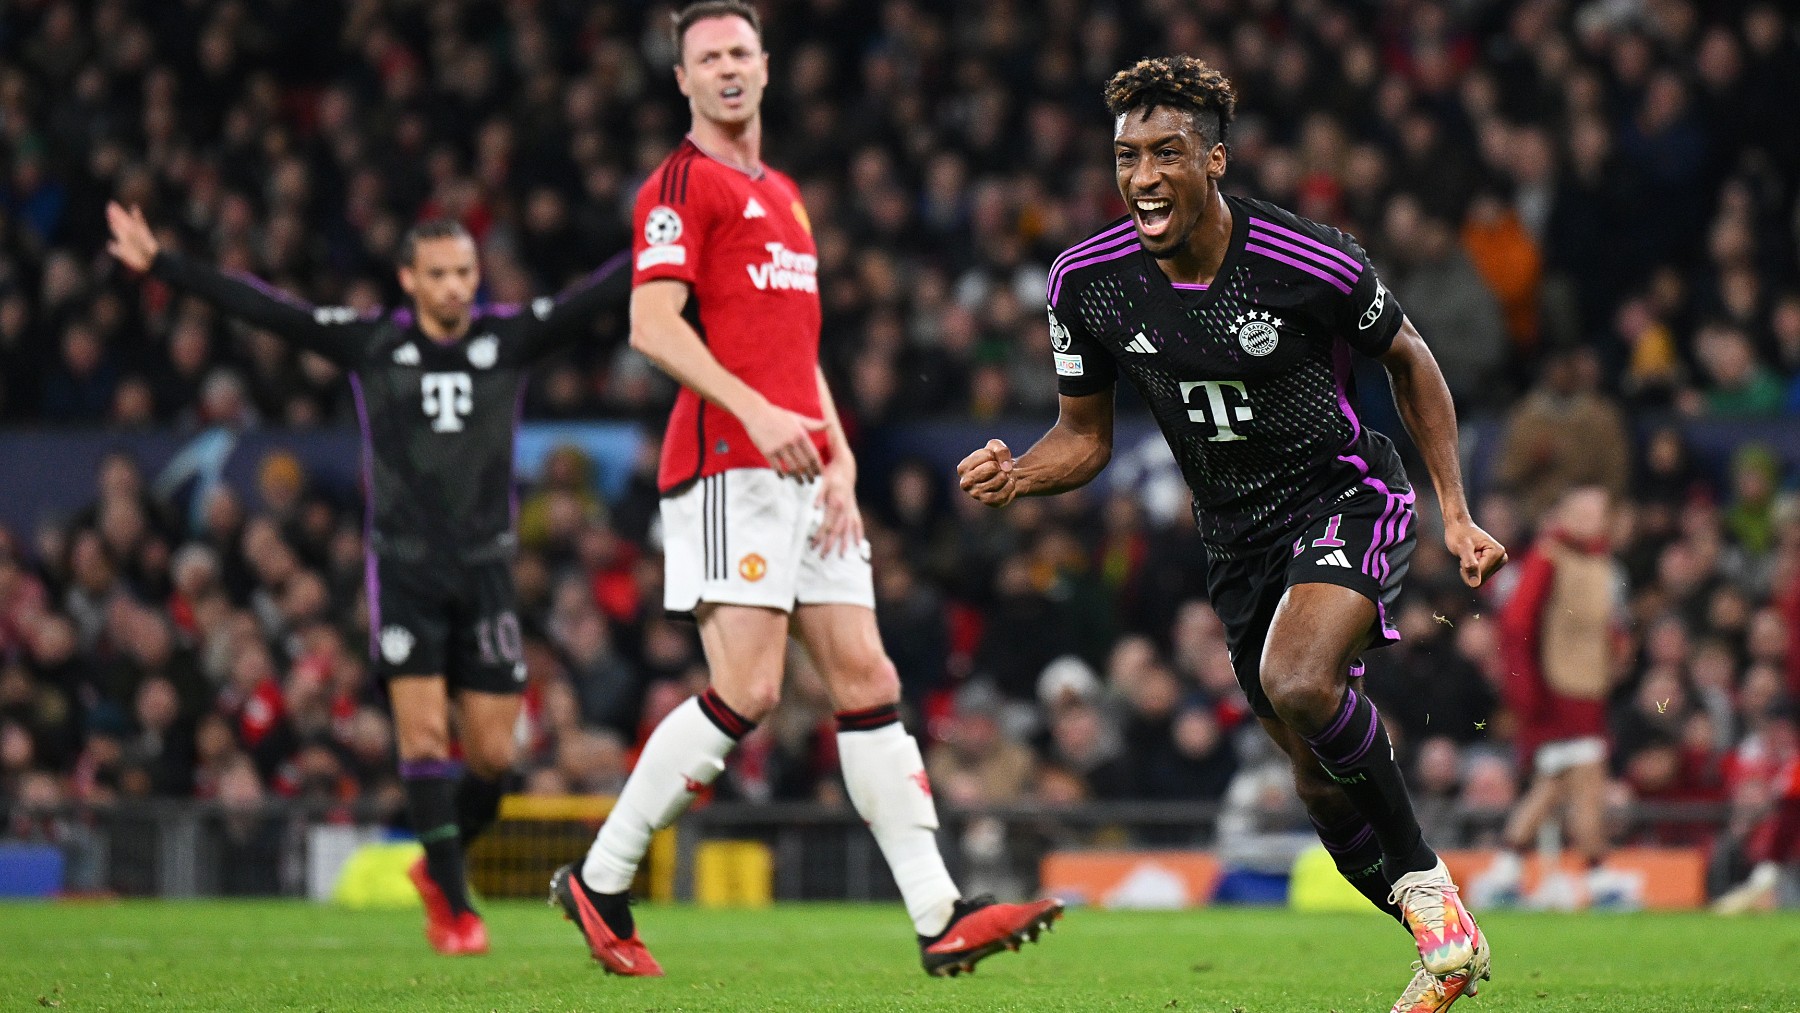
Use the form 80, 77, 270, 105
662, 467, 875, 614
1533, 736, 1608, 777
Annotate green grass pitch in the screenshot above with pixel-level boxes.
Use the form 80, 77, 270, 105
4, 901, 1797, 1011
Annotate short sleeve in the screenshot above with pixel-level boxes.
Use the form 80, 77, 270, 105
1049, 294, 1115, 397
631, 168, 711, 288
1337, 234, 1404, 357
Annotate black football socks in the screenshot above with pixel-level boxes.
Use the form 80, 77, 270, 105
1310, 810, 1405, 926
402, 759, 474, 915
456, 770, 505, 844
1302, 686, 1438, 880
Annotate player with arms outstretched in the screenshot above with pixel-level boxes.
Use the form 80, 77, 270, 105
549, 0, 1061, 979
956, 58, 1504, 1012
108, 206, 628, 955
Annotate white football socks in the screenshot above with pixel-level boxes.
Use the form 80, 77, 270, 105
837, 721, 961, 936
582, 697, 735, 893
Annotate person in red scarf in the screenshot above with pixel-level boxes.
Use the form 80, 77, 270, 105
1478, 486, 1637, 910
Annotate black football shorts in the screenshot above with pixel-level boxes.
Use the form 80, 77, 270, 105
1207, 482, 1416, 719
366, 556, 526, 695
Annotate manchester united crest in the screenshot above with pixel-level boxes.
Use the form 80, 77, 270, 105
738, 553, 768, 582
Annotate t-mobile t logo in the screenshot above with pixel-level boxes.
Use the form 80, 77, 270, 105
420, 372, 473, 432
1180, 379, 1254, 442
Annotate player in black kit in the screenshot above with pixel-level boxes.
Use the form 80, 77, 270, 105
107, 203, 627, 955
956, 59, 1505, 1013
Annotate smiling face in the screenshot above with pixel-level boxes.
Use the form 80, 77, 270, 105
675, 14, 768, 129
1113, 104, 1228, 257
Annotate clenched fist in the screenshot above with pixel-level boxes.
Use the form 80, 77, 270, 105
957, 439, 1019, 508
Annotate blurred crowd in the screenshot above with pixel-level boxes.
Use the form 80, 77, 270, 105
2, 0, 1799, 895
5, 0, 1800, 425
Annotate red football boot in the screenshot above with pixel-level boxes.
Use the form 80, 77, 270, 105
446, 911, 490, 956
549, 863, 664, 977
919, 895, 1064, 977
408, 857, 477, 955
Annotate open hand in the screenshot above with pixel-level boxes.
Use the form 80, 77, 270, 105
743, 400, 826, 480
106, 202, 159, 273
812, 461, 865, 557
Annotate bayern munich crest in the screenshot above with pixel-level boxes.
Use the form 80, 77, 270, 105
1234, 310, 1282, 356
379, 625, 415, 665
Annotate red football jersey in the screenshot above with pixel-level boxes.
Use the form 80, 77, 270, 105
633, 137, 827, 492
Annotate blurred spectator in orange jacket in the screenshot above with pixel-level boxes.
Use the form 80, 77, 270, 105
1462, 189, 1543, 355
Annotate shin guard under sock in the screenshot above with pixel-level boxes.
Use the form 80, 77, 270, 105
836, 704, 960, 936
582, 690, 748, 895
1310, 811, 1405, 927
456, 771, 505, 845
1303, 687, 1438, 880
402, 760, 473, 915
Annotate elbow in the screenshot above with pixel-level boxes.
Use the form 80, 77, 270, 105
627, 325, 656, 357
1078, 437, 1112, 481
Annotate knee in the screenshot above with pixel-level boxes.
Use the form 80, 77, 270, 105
465, 735, 516, 781
854, 654, 902, 703
723, 680, 783, 724
833, 651, 901, 712
1260, 655, 1344, 733
397, 719, 450, 763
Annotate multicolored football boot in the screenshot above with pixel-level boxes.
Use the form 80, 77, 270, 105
1388, 859, 1479, 976
1391, 927, 1491, 1012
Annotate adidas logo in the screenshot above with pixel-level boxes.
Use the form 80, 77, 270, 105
743, 197, 767, 219
1124, 331, 1157, 354
1315, 549, 1352, 568
392, 343, 420, 366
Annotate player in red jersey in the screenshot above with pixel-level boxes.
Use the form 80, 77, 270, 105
550, 1, 1061, 978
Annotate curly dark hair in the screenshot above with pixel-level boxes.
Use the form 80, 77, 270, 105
1104, 56, 1238, 147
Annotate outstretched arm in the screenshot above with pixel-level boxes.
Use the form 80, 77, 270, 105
957, 389, 1115, 507
1378, 316, 1507, 587
108, 202, 363, 366
515, 249, 633, 361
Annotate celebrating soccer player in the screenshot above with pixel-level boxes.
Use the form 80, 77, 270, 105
107, 203, 628, 955
956, 58, 1505, 1012
549, 0, 1061, 979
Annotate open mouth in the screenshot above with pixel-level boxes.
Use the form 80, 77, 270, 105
1134, 196, 1173, 238
721, 85, 744, 103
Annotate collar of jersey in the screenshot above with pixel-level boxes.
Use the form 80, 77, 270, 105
397, 306, 505, 347
684, 134, 766, 180
1143, 194, 1248, 316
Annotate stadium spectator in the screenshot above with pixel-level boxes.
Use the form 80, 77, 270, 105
0, 0, 1796, 913
1378, 199, 1507, 407
1477, 487, 1634, 909
1492, 348, 1632, 523
925, 684, 1033, 808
